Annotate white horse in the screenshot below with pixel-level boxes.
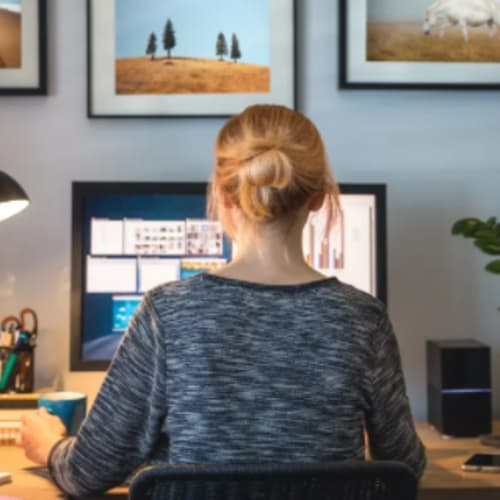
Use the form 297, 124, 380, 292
423, 0, 500, 41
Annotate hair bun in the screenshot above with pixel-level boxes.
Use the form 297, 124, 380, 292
211, 104, 339, 231
240, 146, 293, 189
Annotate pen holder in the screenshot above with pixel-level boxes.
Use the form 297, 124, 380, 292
16, 347, 35, 393
0, 346, 35, 394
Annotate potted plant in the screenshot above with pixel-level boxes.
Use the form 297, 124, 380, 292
452, 216, 500, 309
452, 217, 500, 274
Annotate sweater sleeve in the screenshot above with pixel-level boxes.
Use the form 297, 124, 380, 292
364, 311, 426, 479
49, 293, 167, 496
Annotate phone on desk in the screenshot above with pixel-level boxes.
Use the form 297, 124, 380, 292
0, 471, 12, 485
462, 454, 500, 472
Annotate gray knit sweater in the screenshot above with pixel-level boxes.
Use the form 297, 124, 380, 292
49, 274, 426, 496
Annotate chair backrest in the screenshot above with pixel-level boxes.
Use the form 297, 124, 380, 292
128, 461, 418, 500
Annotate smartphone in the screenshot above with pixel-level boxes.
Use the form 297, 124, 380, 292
0, 471, 12, 485
462, 454, 500, 472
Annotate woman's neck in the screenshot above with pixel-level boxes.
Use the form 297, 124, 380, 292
215, 220, 326, 285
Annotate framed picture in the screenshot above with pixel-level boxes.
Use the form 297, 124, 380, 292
87, 0, 296, 118
340, 0, 500, 89
0, 0, 46, 95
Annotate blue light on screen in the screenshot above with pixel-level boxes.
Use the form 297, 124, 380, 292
112, 297, 142, 332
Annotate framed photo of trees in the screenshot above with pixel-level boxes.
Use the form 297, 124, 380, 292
0, 0, 47, 95
87, 0, 296, 118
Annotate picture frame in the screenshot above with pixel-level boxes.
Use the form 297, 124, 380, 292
87, 0, 296, 118
0, 0, 47, 95
340, 0, 500, 90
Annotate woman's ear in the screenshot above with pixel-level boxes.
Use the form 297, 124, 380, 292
308, 191, 325, 212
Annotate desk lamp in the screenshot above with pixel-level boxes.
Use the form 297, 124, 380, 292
0, 171, 30, 222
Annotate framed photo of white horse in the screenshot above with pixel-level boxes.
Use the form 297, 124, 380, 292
340, 0, 500, 89
88, 0, 296, 117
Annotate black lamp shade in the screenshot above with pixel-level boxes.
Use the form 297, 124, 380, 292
0, 171, 30, 222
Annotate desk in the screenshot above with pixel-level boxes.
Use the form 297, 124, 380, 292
0, 422, 499, 500
417, 421, 500, 500
0, 446, 127, 499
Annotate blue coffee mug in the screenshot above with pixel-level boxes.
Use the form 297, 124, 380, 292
38, 392, 87, 436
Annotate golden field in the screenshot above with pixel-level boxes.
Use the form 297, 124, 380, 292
116, 56, 270, 94
0, 8, 21, 68
368, 22, 500, 62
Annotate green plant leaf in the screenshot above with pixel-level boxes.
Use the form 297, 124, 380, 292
451, 218, 484, 237
473, 230, 498, 240
474, 235, 500, 247
485, 260, 500, 274
475, 240, 500, 255
486, 217, 497, 228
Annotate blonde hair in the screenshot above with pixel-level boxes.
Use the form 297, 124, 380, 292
208, 104, 340, 238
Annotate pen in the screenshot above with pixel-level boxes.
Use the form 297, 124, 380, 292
14, 331, 30, 350
0, 352, 18, 392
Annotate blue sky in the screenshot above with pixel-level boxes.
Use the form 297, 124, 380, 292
368, 0, 431, 22
116, 0, 270, 65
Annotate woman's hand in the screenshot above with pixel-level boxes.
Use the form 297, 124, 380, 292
20, 407, 67, 465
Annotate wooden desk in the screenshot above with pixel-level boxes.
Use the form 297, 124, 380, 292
0, 446, 127, 500
417, 421, 500, 500
0, 422, 499, 500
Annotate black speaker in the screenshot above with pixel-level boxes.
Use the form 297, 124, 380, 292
427, 339, 492, 437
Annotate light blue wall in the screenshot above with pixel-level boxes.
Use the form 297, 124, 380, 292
0, 0, 499, 419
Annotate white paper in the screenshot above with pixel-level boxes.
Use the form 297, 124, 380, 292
86, 257, 137, 293
139, 259, 181, 292
90, 219, 124, 255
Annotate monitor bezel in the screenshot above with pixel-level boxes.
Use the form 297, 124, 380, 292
71, 182, 387, 371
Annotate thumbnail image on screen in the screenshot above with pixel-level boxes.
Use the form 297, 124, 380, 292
303, 194, 376, 297
74, 185, 383, 365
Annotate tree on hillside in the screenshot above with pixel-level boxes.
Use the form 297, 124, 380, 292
146, 32, 157, 60
216, 32, 228, 61
163, 19, 176, 58
230, 33, 242, 63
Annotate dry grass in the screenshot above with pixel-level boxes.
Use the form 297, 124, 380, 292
116, 56, 270, 94
0, 9, 21, 68
368, 22, 500, 62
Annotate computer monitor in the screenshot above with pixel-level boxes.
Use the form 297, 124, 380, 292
71, 182, 386, 371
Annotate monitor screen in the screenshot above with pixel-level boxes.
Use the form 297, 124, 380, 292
71, 182, 386, 370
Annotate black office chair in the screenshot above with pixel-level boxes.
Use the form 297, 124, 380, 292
128, 461, 417, 500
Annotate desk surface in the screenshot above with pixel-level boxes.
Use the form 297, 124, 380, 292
0, 422, 499, 500
418, 420, 500, 492
0, 446, 127, 500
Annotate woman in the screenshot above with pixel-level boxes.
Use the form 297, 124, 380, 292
21, 105, 426, 496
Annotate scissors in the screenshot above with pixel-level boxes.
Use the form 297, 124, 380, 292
1, 308, 38, 347
1, 315, 21, 333
19, 308, 38, 336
